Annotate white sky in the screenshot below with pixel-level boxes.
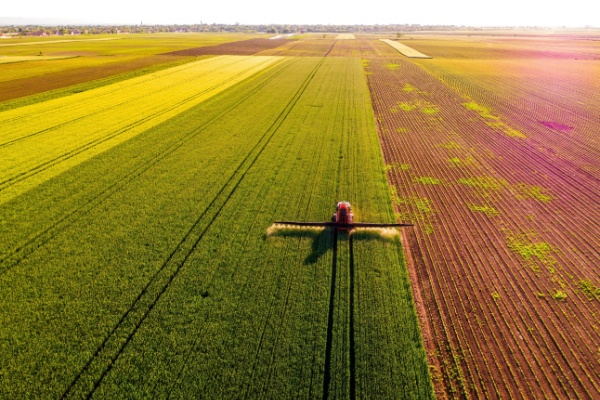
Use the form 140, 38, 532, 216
2, 0, 597, 27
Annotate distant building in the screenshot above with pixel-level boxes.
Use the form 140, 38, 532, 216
28, 30, 49, 37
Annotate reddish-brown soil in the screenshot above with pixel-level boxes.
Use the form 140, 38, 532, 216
163, 38, 289, 56
362, 37, 600, 399
328, 39, 399, 58
0, 55, 182, 102
256, 39, 336, 57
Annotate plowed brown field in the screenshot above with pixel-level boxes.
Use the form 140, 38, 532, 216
164, 38, 289, 56
257, 39, 336, 57
362, 36, 600, 399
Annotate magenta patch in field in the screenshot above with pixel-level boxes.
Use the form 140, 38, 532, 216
538, 121, 574, 131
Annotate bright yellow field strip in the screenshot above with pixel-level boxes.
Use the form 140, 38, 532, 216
335, 34, 356, 40
380, 39, 432, 58
0, 55, 78, 64
0, 55, 284, 204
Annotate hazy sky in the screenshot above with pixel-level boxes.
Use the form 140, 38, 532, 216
2, 0, 596, 27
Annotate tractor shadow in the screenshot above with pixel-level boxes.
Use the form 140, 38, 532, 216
266, 225, 400, 264
266, 225, 335, 265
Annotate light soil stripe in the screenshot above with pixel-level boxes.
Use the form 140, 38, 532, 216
0, 55, 285, 205
380, 39, 432, 59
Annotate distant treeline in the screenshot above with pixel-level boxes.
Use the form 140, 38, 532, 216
0, 23, 479, 36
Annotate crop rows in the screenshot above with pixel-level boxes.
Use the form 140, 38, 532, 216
412, 54, 600, 176
364, 40, 599, 399
0, 54, 432, 398
0, 55, 283, 204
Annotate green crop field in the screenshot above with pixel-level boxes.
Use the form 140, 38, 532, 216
0, 47, 432, 398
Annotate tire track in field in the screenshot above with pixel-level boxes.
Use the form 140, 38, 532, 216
61, 56, 325, 399
348, 233, 356, 400
322, 233, 356, 400
322, 229, 338, 400
0, 57, 280, 201
0, 59, 294, 278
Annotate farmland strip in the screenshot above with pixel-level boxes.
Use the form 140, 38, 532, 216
348, 234, 356, 400
322, 229, 339, 400
0, 55, 283, 205
380, 39, 432, 59
162, 38, 289, 56
0, 38, 121, 48
0, 55, 77, 64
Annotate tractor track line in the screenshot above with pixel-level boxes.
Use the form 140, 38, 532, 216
62, 56, 322, 399
238, 66, 338, 397
0, 59, 292, 278
322, 228, 338, 400
348, 233, 356, 400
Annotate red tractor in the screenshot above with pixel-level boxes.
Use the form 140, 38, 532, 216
331, 201, 354, 231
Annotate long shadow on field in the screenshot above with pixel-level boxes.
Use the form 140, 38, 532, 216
266, 225, 402, 264
266, 225, 335, 264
